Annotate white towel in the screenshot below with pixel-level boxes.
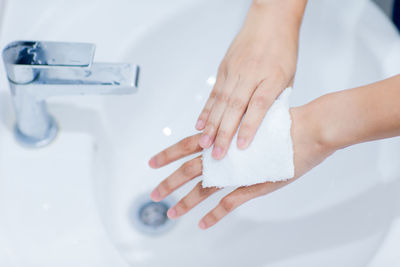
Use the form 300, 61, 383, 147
201, 87, 294, 188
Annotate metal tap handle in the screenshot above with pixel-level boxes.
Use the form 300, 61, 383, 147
3, 41, 95, 83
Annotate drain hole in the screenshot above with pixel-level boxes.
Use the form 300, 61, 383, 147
129, 194, 175, 235
139, 201, 169, 227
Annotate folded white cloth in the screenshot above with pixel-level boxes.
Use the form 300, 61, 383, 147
201, 87, 294, 188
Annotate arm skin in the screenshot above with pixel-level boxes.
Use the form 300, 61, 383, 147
196, 0, 308, 160
149, 75, 400, 230
309, 74, 400, 151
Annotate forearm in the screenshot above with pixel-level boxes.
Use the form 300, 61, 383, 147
235, 0, 307, 79
307, 75, 400, 151
249, 0, 308, 30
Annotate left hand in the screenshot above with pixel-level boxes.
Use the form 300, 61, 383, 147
149, 106, 334, 229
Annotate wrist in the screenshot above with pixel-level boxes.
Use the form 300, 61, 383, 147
299, 93, 351, 153
289, 104, 336, 178
291, 103, 338, 158
251, 0, 307, 24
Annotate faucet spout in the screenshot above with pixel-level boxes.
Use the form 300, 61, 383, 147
2, 41, 139, 147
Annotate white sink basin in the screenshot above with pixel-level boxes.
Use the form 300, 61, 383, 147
1, 0, 400, 266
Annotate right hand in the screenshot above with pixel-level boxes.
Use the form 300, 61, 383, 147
195, 0, 307, 160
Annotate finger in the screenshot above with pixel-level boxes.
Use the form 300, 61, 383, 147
195, 71, 226, 130
150, 156, 202, 202
149, 134, 202, 169
198, 180, 290, 229
211, 79, 257, 159
167, 181, 220, 219
199, 77, 239, 149
237, 78, 286, 150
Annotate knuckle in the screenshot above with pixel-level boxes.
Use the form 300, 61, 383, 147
263, 64, 288, 85
252, 94, 271, 109
176, 199, 188, 213
216, 130, 230, 143
243, 58, 262, 71
157, 150, 167, 164
206, 212, 218, 225
271, 64, 288, 82
218, 60, 227, 73
239, 124, 254, 137
195, 157, 203, 171
181, 161, 197, 176
220, 196, 236, 213
205, 121, 217, 133
228, 97, 246, 110
209, 90, 218, 100
201, 108, 211, 118
226, 64, 239, 76
199, 184, 217, 198
180, 137, 195, 153
216, 92, 230, 105
199, 110, 211, 123
159, 180, 172, 194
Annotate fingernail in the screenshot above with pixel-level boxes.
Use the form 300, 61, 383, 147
167, 208, 177, 218
195, 120, 205, 130
237, 137, 247, 149
198, 220, 207, 230
212, 146, 224, 159
150, 189, 161, 201
199, 134, 211, 148
149, 156, 158, 168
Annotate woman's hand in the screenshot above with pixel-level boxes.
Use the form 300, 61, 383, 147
149, 74, 400, 230
196, 0, 307, 160
149, 105, 334, 230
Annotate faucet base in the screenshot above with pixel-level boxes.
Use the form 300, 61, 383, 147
14, 117, 58, 148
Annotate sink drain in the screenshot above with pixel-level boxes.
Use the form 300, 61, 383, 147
129, 194, 175, 235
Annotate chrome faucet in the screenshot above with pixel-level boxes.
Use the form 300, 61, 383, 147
2, 41, 139, 147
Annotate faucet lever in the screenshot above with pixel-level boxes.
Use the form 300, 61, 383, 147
3, 41, 95, 83
3, 41, 95, 67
